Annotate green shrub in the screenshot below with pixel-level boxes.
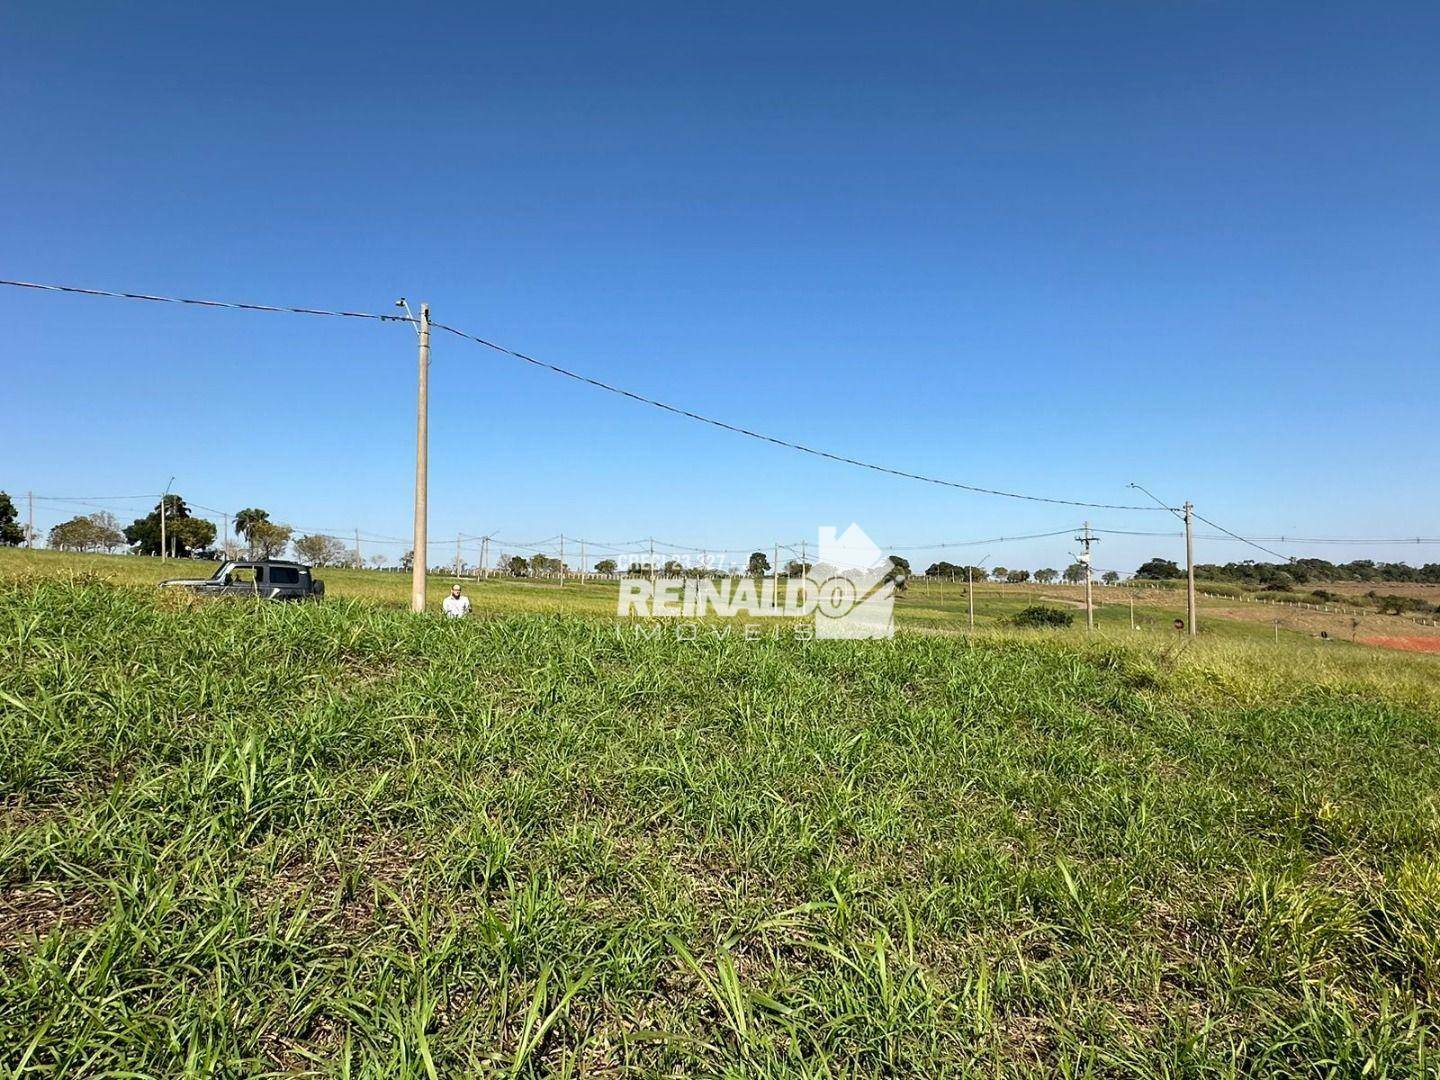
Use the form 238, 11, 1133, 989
1012, 605, 1075, 628
1376, 594, 1430, 615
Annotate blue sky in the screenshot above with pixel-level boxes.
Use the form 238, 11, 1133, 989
4, 1, 1438, 573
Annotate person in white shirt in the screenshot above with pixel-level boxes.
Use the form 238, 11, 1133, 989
442, 583, 471, 618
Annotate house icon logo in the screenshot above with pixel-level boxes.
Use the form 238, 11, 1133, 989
812, 524, 896, 639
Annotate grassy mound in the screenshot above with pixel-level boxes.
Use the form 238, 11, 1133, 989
3, 578, 1440, 1074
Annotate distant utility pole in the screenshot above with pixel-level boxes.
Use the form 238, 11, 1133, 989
410, 302, 430, 613
222, 513, 230, 555
26, 491, 33, 549
354, 527, 361, 570
649, 538, 656, 585
480, 536, 490, 579
580, 539, 586, 584
1076, 522, 1097, 630
772, 543, 779, 606
454, 531, 461, 578
1183, 501, 1197, 637
159, 476, 174, 562
559, 534, 565, 584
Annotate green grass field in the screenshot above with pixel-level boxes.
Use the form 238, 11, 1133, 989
4, 551, 1440, 1075
0, 547, 1334, 645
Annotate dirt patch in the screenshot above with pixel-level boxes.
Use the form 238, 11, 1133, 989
1322, 583, 1440, 601
0, 883, 107, 948
1207, 601, 1440, 642
1359, 636, 1440, 654
249, 832, 426, 935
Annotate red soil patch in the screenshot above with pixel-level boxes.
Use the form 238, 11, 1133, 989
1359, 636, 1440, 654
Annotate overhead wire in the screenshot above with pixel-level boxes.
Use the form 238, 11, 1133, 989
7, 278, 1434, 550
3, 277, 1171, 511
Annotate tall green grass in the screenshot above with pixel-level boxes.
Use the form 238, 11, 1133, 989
3, 577, 1440, 1075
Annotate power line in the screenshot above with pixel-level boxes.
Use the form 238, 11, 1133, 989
1095, 528, 1440, 545
431, 322, 1164, 511
4, 276, 1167, 510
10, 280, 1435, 551
1189, 511, 1299, 564
0, 278, 412, 324
878, 528, 1080, 551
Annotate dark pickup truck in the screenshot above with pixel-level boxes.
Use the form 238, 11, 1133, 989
160, 560, 325, 600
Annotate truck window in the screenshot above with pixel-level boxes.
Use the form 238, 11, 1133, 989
227, 566, 260, 586
269, 566, 300, 585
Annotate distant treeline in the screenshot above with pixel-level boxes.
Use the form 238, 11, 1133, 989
1135, 557, 1440, 587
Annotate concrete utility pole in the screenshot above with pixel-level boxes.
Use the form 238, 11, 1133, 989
410, 303, 430, 613
454, 532, 461, 579
159, 476, 174, 562
222, 513, 230, 555
1076, 522, 1097, 631
26, 492, 33, 549
1183, 500, 1197, 637
772, 543, 779, 606
354, 528, 361, 570
559, 535, 565, 584
968, 565, 975, 629
480, 536, 489, 579
580, 539, 586, 584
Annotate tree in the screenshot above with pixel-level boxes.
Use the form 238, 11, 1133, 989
124, 495, 215, 557
594, 559, 618, 574
233, 508, 270, 541
531, 553, 561, 575
370, 554, 387, 569
747, 551, 770, 576
245, 520, 292, 559
1063, 562, 1087, 584
505, 555, 530, 577
0, 492, 25, 546
89, 512, 125, 551
1034, 568, 1058, 584
1006, 569, 1030, 583
1102, 571, 1120, 585
400, 550, 414, 571
663, 559, 684, 576
174, 517, 218, 556
991, 566, 1009, 582
294, 533, 348, 567
49, 516, 98, 551
49, 512, 125, 552
883, 555, 911, 589
1135, 558, 1182, 580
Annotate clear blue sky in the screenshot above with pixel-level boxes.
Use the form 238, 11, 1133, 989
4, 1, 1438, 573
